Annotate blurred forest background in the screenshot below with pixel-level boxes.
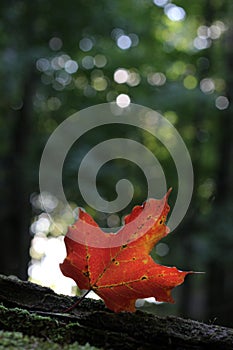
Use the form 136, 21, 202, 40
0, 0, 232, 327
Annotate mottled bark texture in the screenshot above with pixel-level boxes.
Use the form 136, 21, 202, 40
0, 275, 232, 350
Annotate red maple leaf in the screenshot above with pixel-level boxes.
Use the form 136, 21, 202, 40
60, 190, 190, 312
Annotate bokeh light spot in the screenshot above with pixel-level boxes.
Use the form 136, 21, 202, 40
51, 57, 61, 70
94, 54, 107, 68
183, 75, 197, 90
193, 37, 211, 50
111, 28, 124, 40
153, 0, 169, 7
107, 214, 120, 228
200, 78, 215, 94
28, 236, 76, 295
36, 58, 50, 72
147, 72, 166, 86
92, 77, 108, 91
209, 25, 221, 40
57, 54, 71, 68
116, 94, 131, 108
31, 192, 59, 212
64, 60, 78, 74
114, 68, 129, 84
82, 56, 94, 70
79, 38, 93, 52
214, 20, 226, 33
49, 37, 63, 51
215, 96, 229, 110
129, 33, 139, 47
117, 35, 132, 50
47, 97, 62, 111
156, 243, 169, 256
197, 26, 210, 39
127, 70, 141, 87
164, 111, 178, 124
55, 70, 72, 86
30, 216, 50, 234
164, 4, 186, 22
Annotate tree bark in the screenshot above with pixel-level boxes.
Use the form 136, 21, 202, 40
0, 275, 232, 350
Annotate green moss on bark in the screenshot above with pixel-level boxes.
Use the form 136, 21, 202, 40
0, 330, 100, 350
0, 305, 85, 345
1, 275, 233, 350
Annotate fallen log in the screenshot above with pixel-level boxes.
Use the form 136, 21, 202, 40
0, 274, 232, 349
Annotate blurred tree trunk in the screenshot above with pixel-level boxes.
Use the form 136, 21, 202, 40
178, 0, 215, 321
0, 69, 36, 279
207, 23, 233, 326
179, 0, 233, 326
215, 27, 233, 203
0, 2, 39, 279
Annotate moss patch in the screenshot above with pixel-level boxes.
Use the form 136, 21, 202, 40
0, 305, 100, 347
0, 330, 100, 350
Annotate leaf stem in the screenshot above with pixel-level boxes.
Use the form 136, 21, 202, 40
63, 289, 91, 313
